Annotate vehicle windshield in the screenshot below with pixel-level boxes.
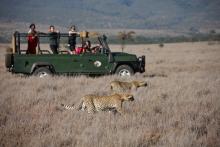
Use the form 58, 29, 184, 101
98, 35, 111, 54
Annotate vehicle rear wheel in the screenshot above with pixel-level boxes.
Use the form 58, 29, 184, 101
33, 67, 52, 78
115, 65, 134, 77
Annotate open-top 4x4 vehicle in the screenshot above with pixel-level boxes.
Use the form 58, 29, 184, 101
5, 31, 145, 77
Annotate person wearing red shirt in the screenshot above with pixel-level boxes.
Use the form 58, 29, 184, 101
26, 23, 39, 54
74, 41, 91, 55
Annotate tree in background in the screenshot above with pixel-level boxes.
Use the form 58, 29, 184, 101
208, 29, 217, 45
210, 29, 216, 35
118, 31, 135, 52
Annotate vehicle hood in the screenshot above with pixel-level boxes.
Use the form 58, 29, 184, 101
111, 52, 137, 62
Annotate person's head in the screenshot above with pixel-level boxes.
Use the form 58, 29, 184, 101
85, 40, 91, 48
29, 23, 36, 30
83, 41, 90, 49
70, 25, 76, 31
49, 25, 55, 32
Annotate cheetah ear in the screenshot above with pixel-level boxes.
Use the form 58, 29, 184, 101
143, 81, 148, 86
129, 94, 134, 98
139, 81, 147, 86
124, 93, 131, 98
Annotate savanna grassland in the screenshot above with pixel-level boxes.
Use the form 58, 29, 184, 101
0, 42, 220, 147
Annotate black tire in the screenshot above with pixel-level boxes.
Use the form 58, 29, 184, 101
115, 65, 134, 77
33, 67, 52, 78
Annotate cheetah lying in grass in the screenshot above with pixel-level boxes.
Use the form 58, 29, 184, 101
61, 93, 134, 115
110, 80, 147, 91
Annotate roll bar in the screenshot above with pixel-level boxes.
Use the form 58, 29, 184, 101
12, 31, 110, 54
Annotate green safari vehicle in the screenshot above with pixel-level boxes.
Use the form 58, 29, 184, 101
5, 31, 145, 77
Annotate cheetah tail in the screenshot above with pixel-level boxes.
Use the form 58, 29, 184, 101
61, 103, 75, 110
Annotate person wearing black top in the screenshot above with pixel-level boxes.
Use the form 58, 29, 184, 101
48, 25, 60, 54
68, 25, 79, 52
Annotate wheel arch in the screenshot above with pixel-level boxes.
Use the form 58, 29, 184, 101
31, 62, 55, 74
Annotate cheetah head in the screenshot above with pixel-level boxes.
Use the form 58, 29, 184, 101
133, 81, 148, 87
121, 93, 134, 101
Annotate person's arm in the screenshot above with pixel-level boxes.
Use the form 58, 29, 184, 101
69, 31, 80, 36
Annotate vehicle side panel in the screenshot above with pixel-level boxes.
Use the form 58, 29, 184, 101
13, 54, 83, 74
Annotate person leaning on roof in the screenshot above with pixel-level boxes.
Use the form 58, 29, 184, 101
26, 23, 39, 54
68, 25, 79, 52
48, 25, 60, 54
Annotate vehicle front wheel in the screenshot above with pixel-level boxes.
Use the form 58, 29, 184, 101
33, 67, 52, 78
115, 65, 134, 77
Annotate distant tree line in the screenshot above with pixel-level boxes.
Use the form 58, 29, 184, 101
1, 32, 220, 44
108, 32, 220, 44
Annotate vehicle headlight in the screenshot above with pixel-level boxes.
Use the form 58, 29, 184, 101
138, 57, 142, 61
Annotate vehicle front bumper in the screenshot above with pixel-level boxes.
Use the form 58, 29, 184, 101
138, 56, 145, 73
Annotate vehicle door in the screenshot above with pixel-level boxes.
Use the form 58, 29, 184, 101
53, 54, 82, 73
80, 52, 110, 74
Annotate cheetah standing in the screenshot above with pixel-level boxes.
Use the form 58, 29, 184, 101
62, 93, 134, 115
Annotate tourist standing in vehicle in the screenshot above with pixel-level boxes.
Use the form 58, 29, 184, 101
48, 25, 60, 54
26, 23, 39, 54
68, 25, 79, 52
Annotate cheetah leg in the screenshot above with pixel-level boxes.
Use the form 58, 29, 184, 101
84, 100, 95, 114
77, 100, 84, 111
115, 102, 124, 115
81, 103, 86, 111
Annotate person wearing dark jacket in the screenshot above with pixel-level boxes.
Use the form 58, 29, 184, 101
68, 25, 79, 52
48, 25, 60, 54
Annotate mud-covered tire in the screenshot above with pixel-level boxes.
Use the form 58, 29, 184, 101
115, 65, 134, 77
33, 67, 52, 78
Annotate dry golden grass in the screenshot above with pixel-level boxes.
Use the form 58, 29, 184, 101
0, 42, 220, 147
